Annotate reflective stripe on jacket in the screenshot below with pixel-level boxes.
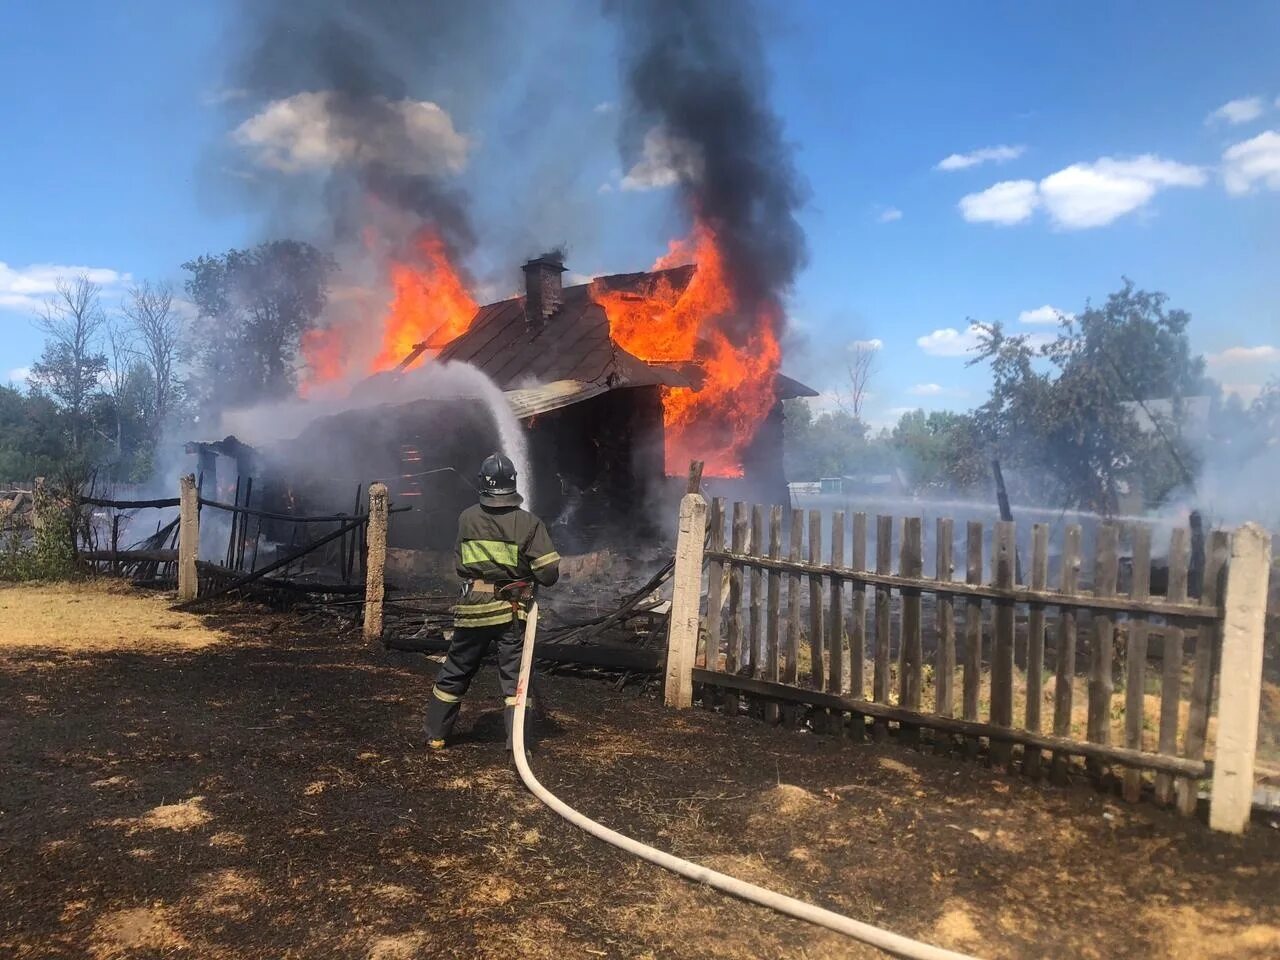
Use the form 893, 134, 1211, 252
452, 503, 559, 628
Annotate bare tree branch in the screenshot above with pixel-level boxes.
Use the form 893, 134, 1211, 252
122, 281, 181, 438
30, 275, 108, 453
835, 341, 878, 419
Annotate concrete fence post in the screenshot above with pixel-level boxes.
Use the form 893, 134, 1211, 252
1209, 522, 1273, 834
665, 491, 708, 709
363, 483, 389, 644
177, 473, 199, 602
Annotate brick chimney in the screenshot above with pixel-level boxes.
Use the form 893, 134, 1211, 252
522, 252, 566, 327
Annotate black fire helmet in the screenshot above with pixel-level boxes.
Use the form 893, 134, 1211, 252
477, 453, 521, 506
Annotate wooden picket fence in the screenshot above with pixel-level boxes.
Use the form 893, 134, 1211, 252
662, 493, 1274, 834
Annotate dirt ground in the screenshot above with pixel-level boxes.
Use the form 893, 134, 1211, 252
2, 580, 1279, 959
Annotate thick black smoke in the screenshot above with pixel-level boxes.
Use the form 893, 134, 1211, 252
606, 0, 807, 328
223, 1, 508, 261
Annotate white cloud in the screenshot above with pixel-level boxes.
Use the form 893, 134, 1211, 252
877, 207, 903, 223
909, 383, 945, 396
1018, 304, 1074, 325
1222, 130, 1280, 195
958, 180, 1039, 225
620, 127, 704, 191
0, 262, 130, 313
961, 155, 1205, 229
850, 338, 883, 351
1207, 345, 1280, 367
234, 91, 470, 176
1038, 156, 1206, 229
1207, 96, 1266, 125
593, 101, 616, 114
916, 324, 986, 357
936, 145, 1025, 171
7, 366, 31, 385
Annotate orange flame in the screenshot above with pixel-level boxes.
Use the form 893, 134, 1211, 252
300, 227, 477, 390
593, 221, 781, 477
371, 230, 477, 373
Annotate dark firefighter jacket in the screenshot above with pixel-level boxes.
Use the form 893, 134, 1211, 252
451, 503, 560, 628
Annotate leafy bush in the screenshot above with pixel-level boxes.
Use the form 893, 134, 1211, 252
0, 486, 78, 582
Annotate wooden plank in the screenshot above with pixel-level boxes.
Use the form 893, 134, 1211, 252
785, 509, 803, 686
1024, 524, 1049, 776
1158, 527, 1189, 806
699, 550, 1220, 620
963, 520, 984, 762
765, 506, 783, 724
1087, 523, 1120, 782
749, 505, 765, 679
873, 515, 893, 740
691, 669, 1212, 779
1051, 525, 1083, 785
1123, 524, 1153, 802
1177, 529, 1229, 816
899, 518, 924, 747
936, 518, 956, 718
850, 513, 868, 704
828, 511, 846, 695
725, 502, 747, 717
808, 510, 825, 691
990, 521, 1016, 768
703, 498, 726, 671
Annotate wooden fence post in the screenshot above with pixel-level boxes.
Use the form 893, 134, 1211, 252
1209, 523, 1272, 833
177, 474, 199, 602
363, 483, 389, 644
665, 491, 708, 709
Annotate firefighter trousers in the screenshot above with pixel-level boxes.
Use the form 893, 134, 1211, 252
424, 621, 532, 749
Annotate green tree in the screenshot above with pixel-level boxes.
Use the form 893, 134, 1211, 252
0, 386, 69, 480
784, 400, 892, 481
182, 240, 335, 417
890, 409, 988, 494
970, 280, 1205, 513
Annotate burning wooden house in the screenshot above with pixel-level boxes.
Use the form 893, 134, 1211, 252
186, 251, 815, 557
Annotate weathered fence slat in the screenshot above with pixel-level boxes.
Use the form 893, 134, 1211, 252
850, 513, 868, 710
936, 518, 956, 719
785, 509, 802, 687
873, 515, 893, 741
1051, 525, 1082, 784
725, 502, 747, 717
765, 506, 783, 724
991, 521, 1016, 768
828, 510, 846, 696
899, 517, 924, 746
1123, 524, 1153, 802
1158, 527, 1189, 806
808, 510, 825, 692
703, 498, 726, 671
749, 505, 765, 679
1177, 529, 1229, 816
963, 521, 983, 758
1087, 523, 1120, 781
1024, 523, 1049, 777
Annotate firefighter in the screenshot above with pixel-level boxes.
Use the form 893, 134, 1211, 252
424, 453, 560, 753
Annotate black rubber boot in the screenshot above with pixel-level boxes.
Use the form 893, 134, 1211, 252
424, 692, 461, 747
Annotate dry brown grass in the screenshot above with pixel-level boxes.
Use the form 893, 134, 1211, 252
0, 580, 226, 652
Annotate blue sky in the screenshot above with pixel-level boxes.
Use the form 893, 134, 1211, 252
2, 1, 1278, 426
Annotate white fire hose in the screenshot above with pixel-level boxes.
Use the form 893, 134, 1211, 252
511, 602, 984, 960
